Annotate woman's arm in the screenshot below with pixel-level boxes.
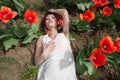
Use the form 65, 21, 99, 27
34, 36, 46, 66
49, 9, 70, 39
34, 36, 55, 66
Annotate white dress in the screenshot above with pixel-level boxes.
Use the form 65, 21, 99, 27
37, 33, 77, 80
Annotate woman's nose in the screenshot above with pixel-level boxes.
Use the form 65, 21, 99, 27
48, 19, 54, 22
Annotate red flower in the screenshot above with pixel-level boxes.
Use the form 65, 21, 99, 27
0, 6, 17, 23
102, 6, 112, 17
57, 19, 63, 26
89, 48, 106, 69
114, 0, 120, 8
80, 10, 95, 22
99, 36, 117, 54
92, 0, 109, 7
114, 38, 120, 53
93, 0, 109, 7
24, 10, 38, 24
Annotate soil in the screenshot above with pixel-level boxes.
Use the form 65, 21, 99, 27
0, 42, 36, 80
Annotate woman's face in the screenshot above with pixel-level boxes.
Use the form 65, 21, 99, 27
45, 14, 57, 29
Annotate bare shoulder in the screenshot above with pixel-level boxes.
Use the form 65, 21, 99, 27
36, 36, 43, 46
38, 36, 43, 41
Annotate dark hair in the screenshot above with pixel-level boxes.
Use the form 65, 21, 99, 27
40, 11, 63, 34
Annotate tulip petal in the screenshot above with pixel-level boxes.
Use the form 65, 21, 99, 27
0, 6, 17, 23
89, 48, 106, 69
93, 0, 109, 7
1, 19, 9, 23
80, 10, 95, 22
12, 11, 17, 18
115, 38, 120, 53
114, 0, 120, 8
102, 6, 112, 17
24, 10, 38, 24
99, 36, 116, 54
1, 6, 11, 13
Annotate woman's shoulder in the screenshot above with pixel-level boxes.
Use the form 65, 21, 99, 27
35, 35, 44, 46
37, 34, 49, 43
59, 32, 69, 40
38, 35, 43, 40
37, 35, 44, 43
37, 34, 47, 40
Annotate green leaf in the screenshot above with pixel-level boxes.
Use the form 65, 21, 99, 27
76, 3, 86, 11
106, 21, 116, 29
75, 61, 81, 74
31, 23, 40, 34
95, 36, 100, 48
70, 20, 93, 32
22, 23, 40, 44
13, 0, 24, 9
76, 46, 85, 61
106, 53, 120, 68
85, 2, 93, 9
22, 67, 38, 80
14, 27, 28, 38
76, 2, 93, 11
3, 38, 19, 51
70, 32, 76, 41
0, 34, 10, 39
86, 41, 94, 57
84, 62, 94, 75
22, 34, 37, 44
79, 60, 89, 76
49, 0, 59, 4
97, 18, 116, 29
75, 61, 88, 75
76, 59, 95, 76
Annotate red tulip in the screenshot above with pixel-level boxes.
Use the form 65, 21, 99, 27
89, 48, 106, 69
114, 0, 120, 8
57, 19, 63, 26
102, 6, 112, 17
92, 0, 109, 7
0, 6, 17, 23
24, 10, 38, 24
114, 38, 120, 53
80, 10, 95, 22
99, 36, 117, 54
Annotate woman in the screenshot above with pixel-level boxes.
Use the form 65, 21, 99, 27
34, 9, 77, 80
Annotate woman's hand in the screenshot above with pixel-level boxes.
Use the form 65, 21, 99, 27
42, 40, 55, 59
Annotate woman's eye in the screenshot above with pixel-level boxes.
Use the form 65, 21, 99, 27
46, 18, 49, 20
52, 16, 55, 19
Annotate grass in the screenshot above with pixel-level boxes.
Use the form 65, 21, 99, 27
0, 66, 8, 72
0, 56, 17, 63
21, 67, 38, 80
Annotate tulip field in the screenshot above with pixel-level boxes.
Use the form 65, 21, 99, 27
0, 0, 120, 80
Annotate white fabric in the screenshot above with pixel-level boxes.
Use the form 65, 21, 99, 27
37, 33, 77, 80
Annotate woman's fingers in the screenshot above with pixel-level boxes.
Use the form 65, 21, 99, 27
44, 40, 52, 48
43, 40, 56, 59
45, 40, 55, 50
49, 40, 55, 49
50, 42, 55, 50
46, 41, 55, 54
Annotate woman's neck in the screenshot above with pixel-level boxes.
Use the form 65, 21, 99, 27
48, 28, 58, 39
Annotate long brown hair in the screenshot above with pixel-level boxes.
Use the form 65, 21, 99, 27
40, 11, 63, 34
